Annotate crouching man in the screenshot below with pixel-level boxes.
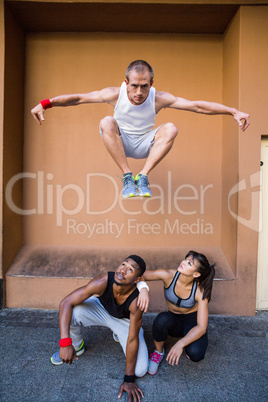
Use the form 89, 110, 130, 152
50, 255, 149, 401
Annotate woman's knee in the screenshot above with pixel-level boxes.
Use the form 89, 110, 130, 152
154, 312, 173, 327
185, 344, 206, 362
152, 312, 171, 340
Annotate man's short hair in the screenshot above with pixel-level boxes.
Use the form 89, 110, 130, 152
126, 255, 146, 276
126, 60, 154, 83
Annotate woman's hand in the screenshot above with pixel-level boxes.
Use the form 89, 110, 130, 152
166, 340, 184, 366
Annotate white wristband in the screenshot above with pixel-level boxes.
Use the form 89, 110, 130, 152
137, 281, 149, 292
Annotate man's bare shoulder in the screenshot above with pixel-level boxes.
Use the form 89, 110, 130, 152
91, 271, 108, 283
155, 90, 177, 112
100, 86, 120, 105
85, 271, 108, 295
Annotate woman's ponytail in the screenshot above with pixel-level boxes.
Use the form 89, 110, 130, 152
199, 263, 215, 302
185, 250, 216, 302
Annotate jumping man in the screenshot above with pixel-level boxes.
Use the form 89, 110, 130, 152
31, 60, 250, 198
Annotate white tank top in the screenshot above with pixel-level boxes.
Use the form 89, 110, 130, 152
113, 82, 156, 135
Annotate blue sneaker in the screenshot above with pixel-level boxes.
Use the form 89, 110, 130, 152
50, 340, 85, 365
135, 174, 152, 197
122, 173, 137, 198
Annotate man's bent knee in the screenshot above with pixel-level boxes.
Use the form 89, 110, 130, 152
165, 122, 178, 139
157, 123, 178, 142
135, 363, 148, 378
100, 116, 119, 134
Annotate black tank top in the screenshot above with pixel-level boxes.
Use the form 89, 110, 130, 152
98, 272, 139, 319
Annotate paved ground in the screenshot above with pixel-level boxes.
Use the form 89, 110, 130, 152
0, 309, 267, 402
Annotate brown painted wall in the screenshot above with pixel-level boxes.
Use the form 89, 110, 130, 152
2, 5, 24, 305
0, 0, 4, 281
2, 3, 267, 315
217, 6, 268, 315
24, 33, 223, 249
221, 10, 240, 273
235, 6, 268, 315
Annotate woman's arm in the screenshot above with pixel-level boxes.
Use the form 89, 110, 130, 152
143, 269, 174, 283
136, 269, 174, 312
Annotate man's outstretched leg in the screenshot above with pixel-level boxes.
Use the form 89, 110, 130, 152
100, 116, 137, 198
136, 122, 178, 197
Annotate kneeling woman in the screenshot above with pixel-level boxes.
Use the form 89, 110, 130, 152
143, 250, 215, 375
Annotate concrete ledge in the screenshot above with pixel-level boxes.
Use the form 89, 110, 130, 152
6, 276, 89, 310
6, 244, 236, 311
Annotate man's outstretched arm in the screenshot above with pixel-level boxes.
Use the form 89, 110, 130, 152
156, 91, 250, 132
31, 87, 120, 125
58, 273, 107, 365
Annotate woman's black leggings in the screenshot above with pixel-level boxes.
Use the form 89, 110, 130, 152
152, 311, 208, 362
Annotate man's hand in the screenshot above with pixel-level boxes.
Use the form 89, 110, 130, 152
118, 382, 144, 402
137, 288, 149, 313
166, 341, 184, 366
233, 111, 250, 132
31, 103, 45, 125
59, 345, 78, 365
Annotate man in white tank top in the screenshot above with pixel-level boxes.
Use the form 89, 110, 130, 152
31, 60, 250, 198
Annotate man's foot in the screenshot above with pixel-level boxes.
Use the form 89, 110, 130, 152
122, 173, 137, 198
148, 349, 165, 375
135, 174, 152, 197
50, 340, 85, 366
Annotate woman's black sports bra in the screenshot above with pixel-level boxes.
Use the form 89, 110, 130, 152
164, 271, 197, 308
